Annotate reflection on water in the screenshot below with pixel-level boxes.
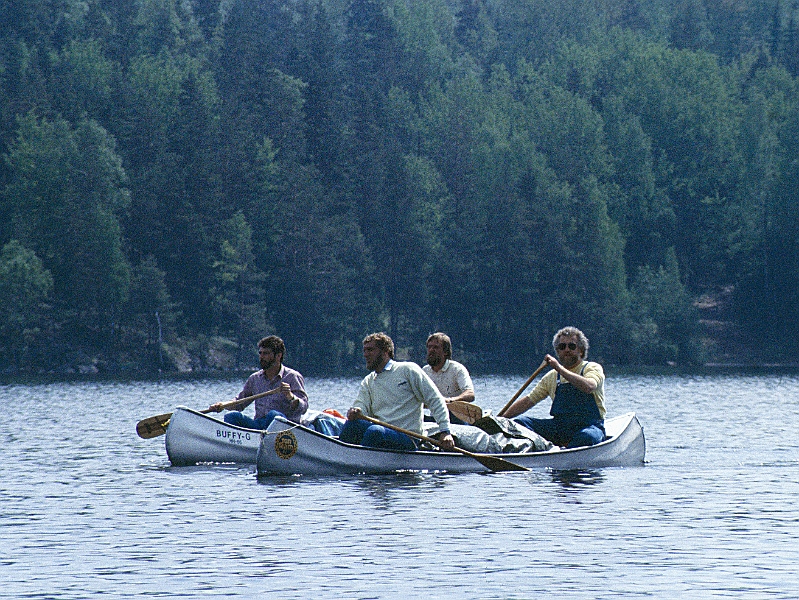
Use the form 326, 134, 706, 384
2, 373, 799, 599
352, 472, 450, 509
550, 468, 606, 489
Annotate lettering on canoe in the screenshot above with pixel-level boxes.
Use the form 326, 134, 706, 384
216, 429, 253, 445
274, 431, 298, 460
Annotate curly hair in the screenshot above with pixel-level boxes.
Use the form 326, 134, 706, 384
363, 332, 394, 358
552, 326, 589, 357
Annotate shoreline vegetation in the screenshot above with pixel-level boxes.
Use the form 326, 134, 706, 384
4, 305, 795, 383
3, 286, 793, 381
2, 1, 798, 378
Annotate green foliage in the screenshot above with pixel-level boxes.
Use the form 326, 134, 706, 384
454, 0, 499, 67
1, 0, 799, 372
119, 256, 178, 371
48, 39, 114, 123
732, 60, 799, 350
117, 52, 222, 331
629, 247, 699, 363
1, 113, 130, 348
0, 240, 53, 370
211, 211, 267, 364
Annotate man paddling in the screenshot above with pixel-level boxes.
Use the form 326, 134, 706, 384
501, 326, 606, 448
423, 332, 475, 424
340, 332, 456, 451
209, 335, 308, 429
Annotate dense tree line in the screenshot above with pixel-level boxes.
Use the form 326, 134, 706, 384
1, 0, 798, 375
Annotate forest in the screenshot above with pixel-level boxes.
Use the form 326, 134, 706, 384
1, 0, 798, 376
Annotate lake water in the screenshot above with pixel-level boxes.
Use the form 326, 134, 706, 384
1, 372, 798, 599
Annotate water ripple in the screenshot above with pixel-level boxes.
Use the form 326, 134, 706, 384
1, 374, 799, 598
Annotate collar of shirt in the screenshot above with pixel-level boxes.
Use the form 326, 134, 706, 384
261, 365, 286, 382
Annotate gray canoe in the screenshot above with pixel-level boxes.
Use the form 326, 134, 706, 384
256, 412, 646, 476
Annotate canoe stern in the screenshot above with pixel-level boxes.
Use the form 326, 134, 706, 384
165, 407, 261, 466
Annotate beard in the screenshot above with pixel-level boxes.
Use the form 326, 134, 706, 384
427, 354, 443, 368
560, 353, 580, 368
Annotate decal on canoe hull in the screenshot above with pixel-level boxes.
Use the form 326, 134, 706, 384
274, 430, 298, 459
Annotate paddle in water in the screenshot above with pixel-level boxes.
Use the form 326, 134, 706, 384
356, 413, 529, 472
135, 388, 282, 439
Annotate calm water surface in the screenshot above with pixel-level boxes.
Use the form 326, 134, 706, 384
1, 373, 798, 598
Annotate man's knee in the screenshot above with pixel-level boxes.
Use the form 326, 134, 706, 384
567, 426, 604, 448
362, 425, 388, 448
224, 411, 245, 426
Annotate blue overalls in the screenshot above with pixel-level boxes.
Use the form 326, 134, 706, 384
515, 366, 606, 448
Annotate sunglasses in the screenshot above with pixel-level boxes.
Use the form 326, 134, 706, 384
557, 342, 578, 351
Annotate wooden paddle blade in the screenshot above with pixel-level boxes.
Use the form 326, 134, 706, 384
472, 454, 530, 472
448, 401, 483, 425
136, 413, 172, 439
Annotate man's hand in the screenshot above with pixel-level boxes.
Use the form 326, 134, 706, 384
347, 407, 363, 421
280, 382, 298, 407
544, 353, 561, 372
208, 402, 224, 413
437, 432, 456, 451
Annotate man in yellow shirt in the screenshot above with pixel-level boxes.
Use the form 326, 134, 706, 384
501, 326, 606, 448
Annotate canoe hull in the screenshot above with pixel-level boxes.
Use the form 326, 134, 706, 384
256, 412, 645, 476
165, 407, 262, 466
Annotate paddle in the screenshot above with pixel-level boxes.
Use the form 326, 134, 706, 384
355, 413, 529, 472
497, 359, 548, 417
447, 400, 483, 425
135, 388, 282, 439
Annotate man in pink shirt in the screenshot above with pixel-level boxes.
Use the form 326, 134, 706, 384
209, 336, 308, 429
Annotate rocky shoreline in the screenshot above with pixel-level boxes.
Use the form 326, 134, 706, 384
4, 286, 792, 380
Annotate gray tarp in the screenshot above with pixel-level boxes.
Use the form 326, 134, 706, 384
424, 414, 552, 454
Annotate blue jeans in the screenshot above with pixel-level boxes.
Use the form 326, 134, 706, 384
339, 419, 417, 451
224, 410, 284, 430
514, 416, 605, 448
308, 414, 345, 437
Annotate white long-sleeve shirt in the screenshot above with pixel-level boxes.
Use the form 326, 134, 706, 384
354, 360, 451, 435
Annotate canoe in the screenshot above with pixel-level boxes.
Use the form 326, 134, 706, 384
163, 406, 344, 465
256, 412, 646, 476
164, 406, 344, 466
164, 406, 263, 465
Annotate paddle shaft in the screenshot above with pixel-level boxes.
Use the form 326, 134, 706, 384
135, 388, 282, 439
205, 387, 282, 414
497, 359, 548, 417
355, 413, 529, 472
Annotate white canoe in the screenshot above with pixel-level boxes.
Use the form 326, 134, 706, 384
164, 406, 263, 465
256, 412, 646, 476
164, 406, 341, 466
